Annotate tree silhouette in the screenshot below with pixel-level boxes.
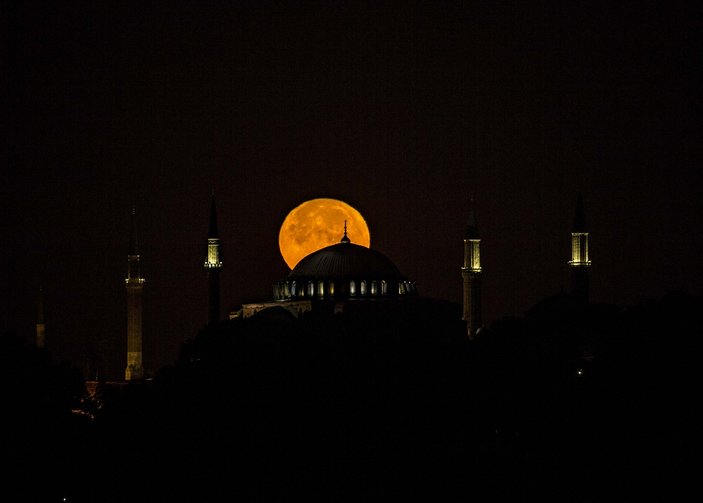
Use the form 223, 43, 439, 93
6, 291, 699, 501
0, 331, 88, 501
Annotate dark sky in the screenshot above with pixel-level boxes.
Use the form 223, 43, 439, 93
3, 0, 702, 377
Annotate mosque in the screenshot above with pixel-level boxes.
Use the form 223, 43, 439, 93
236, 222, 419, 319
220, 195, 585, 329
109, 193, 591, 381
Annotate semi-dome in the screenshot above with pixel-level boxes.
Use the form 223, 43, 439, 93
273, 234, 417, 301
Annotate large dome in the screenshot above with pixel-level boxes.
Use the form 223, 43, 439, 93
273, 237, 417, 301
289, 242, 404, 280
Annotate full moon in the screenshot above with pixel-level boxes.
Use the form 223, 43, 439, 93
279, 198, 371, 269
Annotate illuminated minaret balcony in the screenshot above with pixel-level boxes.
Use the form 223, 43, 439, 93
569, 232, 591, 267
568, 193, 591, 268
126, 208, 145, 284
205, 238, 223, 269
462, 238, 482, 273
205, 193, 223, 324
461, 198, 482, 274
461, 198, 482, 338
204, 193, 223, 269
568, 193, 591, 303
126, 254, 145, 284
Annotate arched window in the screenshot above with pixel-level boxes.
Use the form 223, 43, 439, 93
307, 281, 315, 297
360, 280, 367, 296
381, 280, 388, 296
317, 280, 325, 297
350, 280, 356, 296
370, 280, 377, 296
291, 281, 297, 297
328, 281, 335, 296
399, 282, 406, 295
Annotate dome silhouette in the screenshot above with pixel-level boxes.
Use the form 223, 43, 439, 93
272, 235, 417, 301
290, 241, 405, 281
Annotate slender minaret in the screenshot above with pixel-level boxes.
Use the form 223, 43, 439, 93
568, 193, 591, 302
36, 285, 46, 349
125, 208, 145, 380
204, 193, 223, 324
461, 198, 482, 338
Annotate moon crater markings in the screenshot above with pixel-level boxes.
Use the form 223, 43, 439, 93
279, 198, 371, 270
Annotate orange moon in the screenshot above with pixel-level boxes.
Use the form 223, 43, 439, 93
279, 198, 371, 269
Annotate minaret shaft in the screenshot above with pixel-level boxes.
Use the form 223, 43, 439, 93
125, 280, 144, 380
125, 210, 144, 380
462, 199, 482, 338
204, 194, 223, 324
462, 268, 482, 337
569, 194, 590, 302
208, 271, 221, 324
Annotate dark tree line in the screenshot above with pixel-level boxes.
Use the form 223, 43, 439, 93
1, 330, 88, 502
2, 292, 699, 502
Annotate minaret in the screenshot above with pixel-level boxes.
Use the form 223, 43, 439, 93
461, 198, 482, 338
125, 208, 145, 381
568, 193, 591, 302
204, 193, 223, 324
36, 285, 46, 349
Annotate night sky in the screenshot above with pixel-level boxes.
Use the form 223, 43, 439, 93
3, 0, 702, 378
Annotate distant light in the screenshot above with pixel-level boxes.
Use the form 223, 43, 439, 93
576, 369, 584, 375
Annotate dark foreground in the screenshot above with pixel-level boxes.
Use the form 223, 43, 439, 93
4, 292, 698, 502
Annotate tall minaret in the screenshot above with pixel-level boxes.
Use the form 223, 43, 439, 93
125, 208, 145, 381
36, 285, 46, 349
204, 193, 223, 324
461, 198, 482, 338
568, 193, 591, 302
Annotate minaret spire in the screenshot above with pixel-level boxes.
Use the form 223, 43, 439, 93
340, 219, 350, 244
129, 206, 138, 255
461, 195, 482, 339
208, 190, 219, 238
204, 193, 223, 324
125, 207, 145, 380
568, 193, 591, 302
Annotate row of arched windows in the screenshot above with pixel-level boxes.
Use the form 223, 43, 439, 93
273, 278, 417, 301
